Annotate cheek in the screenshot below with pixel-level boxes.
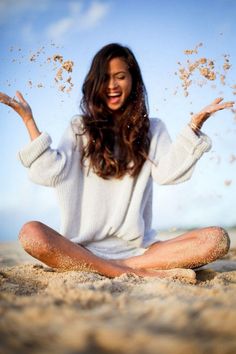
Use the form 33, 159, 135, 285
125, 80, 132, 97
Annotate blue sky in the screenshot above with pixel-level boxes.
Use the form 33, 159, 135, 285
0, 0, 236, 241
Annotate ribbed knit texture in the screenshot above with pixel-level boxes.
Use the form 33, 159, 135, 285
18, 116, 212, 259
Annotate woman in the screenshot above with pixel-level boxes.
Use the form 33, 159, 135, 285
0, 43, 234, 282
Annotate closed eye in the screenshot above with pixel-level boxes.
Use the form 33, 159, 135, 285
116, 75, 125, 80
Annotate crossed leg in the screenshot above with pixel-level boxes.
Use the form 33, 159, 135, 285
120, 227, 230, 270
19, 221, 230, 282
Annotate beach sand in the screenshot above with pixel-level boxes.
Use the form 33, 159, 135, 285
1, 229, 236, 354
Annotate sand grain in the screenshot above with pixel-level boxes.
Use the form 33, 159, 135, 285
1, 232, 236, 354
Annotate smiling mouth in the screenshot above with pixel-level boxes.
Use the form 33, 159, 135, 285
107, 92, 122, 98
107, 93, 122, 105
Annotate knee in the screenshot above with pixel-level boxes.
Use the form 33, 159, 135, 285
18, 221, 49, 256
206, 226, 230, 258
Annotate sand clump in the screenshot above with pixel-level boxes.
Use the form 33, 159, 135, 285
5, 44, 75, 94
1, 237, 236, 354
5, 42, 235, 112
176, 43, 234, 99
50, 53, 74, 93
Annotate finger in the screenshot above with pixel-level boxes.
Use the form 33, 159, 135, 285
212, 97, 224, 105
0, 92, 11, 104
226, 101, 235, 106
216, 101, 235, 109
223, 101, 235, 108
208, 102, 235, 115
16, 91, 26, 103
0, 94, 17, 107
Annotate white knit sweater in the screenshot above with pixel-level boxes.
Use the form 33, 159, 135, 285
18, 116, 211, 259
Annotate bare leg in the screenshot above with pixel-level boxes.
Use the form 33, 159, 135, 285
18, 221, 196, 281
120, 227, 230, 270
19, 221, 130, 277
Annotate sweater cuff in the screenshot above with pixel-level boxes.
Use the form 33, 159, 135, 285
18, 132, 52, 167
178, 125, 212, 158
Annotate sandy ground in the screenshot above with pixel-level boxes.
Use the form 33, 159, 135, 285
1, 229, 236, 354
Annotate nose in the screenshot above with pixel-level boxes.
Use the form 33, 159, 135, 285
108, 77, 118, 90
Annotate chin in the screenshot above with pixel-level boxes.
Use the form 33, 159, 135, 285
109, 106, 122, 111
108, 101, 127, 112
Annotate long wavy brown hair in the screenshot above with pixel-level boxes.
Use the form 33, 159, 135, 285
80, 43, 150, 179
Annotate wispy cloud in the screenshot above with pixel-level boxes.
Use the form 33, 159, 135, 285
0, 0, 49, 25
46, 1, 111, 41
47, 17, 75, 40
78, 1, 111, 30
1, 0, 111, 43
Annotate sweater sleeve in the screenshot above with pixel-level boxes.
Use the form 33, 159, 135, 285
18, 120, 78, 187
151, 119, 212, 185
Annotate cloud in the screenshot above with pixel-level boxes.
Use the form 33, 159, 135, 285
79, 1, 111, 30
0, 0, 49, 25
0, 0, 111, 43
47, 17, 75, 39
46, 1, 111, 41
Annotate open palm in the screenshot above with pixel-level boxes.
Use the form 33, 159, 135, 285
192, 97, 235, 128
0, 91, 32, 123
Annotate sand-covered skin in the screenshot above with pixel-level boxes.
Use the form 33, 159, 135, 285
1, 231, 236, 354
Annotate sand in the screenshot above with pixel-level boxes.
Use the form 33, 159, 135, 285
1, 229, 236, 354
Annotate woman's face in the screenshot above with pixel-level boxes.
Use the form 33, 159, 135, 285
103, 57, 132, 111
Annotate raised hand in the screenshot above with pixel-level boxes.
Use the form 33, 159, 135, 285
191, 97, 235, 130
0, 91, 33, 124
0, 90, 40, 140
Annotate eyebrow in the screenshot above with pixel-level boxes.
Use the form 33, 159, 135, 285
110, 71, 127, 76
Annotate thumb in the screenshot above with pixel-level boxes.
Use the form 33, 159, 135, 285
16, 91, 27, 103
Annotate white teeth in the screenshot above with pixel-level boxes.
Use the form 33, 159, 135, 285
108, 93, 121, 97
